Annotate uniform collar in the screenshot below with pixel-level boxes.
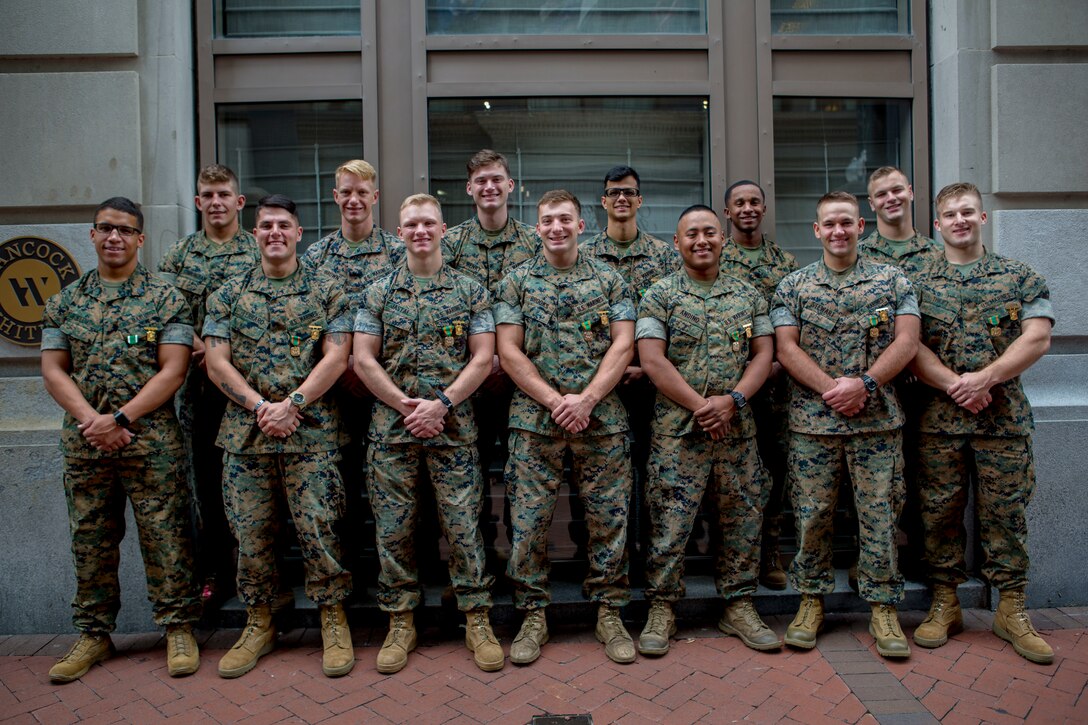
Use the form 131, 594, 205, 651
526, 251, 597, 282
389, 260, 456, 291
86, 263, 151, 300
327, 226, 396, 257
813, 256, 878, 289
469, 216, 528, 249
247, 259, 313, 296
862, 230, 933, 256
721, 234, 772, 266
193, 229, 256, 257
584, 228, 653, 260
928, 248, 997, 280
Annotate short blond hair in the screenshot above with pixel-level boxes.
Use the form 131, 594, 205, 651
816, 190, 860, 217
537, 189, 581, 217
934, 182, 983, 213
335, 159, 377, 185
868, 165, 906, 189
399, 193, 442, 216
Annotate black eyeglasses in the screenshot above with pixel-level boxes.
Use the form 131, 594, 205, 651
93, 223, 141, 237
604, 187, 640, 199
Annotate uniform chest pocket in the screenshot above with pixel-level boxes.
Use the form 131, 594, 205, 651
60, 317, 98, 344
920, 299, 958, 328
669, 314, 705, 340
434, 313, 469, 357
522, 295, 554, 327
230, 307, 269, 342
174, 272, 206, 296
799, 307, 836, 332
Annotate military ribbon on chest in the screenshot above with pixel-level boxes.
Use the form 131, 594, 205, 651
290, 334, 302, 357
581, 318, 594, 341
988, 314, 1002, 337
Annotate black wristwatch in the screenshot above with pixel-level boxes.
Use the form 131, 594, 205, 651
728, 390, 747, 409
861, 374, 879, 393
435, 390, 454, 410
113, 410, 131, 428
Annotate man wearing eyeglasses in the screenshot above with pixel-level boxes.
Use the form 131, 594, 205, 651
159, 164, 259, 606
42, 197, 201, 682
582, 166, 680, 571
718, 180, 798, 591
204, 195, 355, 679
443, 149, 541, 557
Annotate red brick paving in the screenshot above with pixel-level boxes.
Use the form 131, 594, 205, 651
1, 609, 1084, 724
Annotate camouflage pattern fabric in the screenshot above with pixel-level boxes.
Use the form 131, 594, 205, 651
636, 270, 772, 439
858, 231, 943, 283
643, 433, 767, 602
222, 450, 350, 605
788, 431, 905, 604
493, 253, 636, 438
718, 235, 798, 305
916, 433, 1034, 590
442, 216, 540, 299
354, 262, 494, 447
41, 265, 193, 459
302, 226, 405, 308
366, 441, 493, 612
158, 229, 260, 337
505, 430, 632, 609
202, 261, 353, 454
914, 252, 1053, 437
770, 258, 918, 435
581, 228, 680, 308
62, 454, 199, 632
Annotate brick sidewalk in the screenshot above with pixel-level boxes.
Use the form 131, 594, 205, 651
1, 608, 1085, 724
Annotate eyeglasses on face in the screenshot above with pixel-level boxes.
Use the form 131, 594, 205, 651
93, 223, 141, 237
604, 187, 640, 199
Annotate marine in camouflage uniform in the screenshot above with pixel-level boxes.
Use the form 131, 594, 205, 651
582, 165, 680, 570
41, 197, 200, 682
908, 182, 1055, 664
443, 150, 541, 558
772, 191, 919, 658
496, 190, 636, 665
354, 194, 504, 674
302, 160, 406, 574
635, 204, 781, 656
719, 179, 799, 589
204, 195, 354, 678
158, 164, 259, 600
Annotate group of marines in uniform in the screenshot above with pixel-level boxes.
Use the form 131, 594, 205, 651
40, 149, 1056, 685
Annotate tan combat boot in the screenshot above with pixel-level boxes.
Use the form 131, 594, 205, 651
785, 594, 824, 649
869, 603, 910, 658
913, 584, 963, 648
166, 625, 200, 677
376, 611, 417, 674
993, 588, 1054, 665
638, 600, 676, 656
465, 609, 505, 672
718, 596, 783, 651
319, 603, 354, 677
49, 632, 114, 683
759, 538, 788, 591
596, 605, 636, 664
510, 609, 548, 665
218, 605, 275, 678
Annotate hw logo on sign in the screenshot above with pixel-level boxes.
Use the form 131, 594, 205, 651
0, 237, 81, 346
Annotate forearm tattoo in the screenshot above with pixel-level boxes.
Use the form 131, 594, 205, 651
220, 381, 248, 407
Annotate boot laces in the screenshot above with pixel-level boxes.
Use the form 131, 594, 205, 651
647, 601, 670, 632
876, 605, 900, 635
468, 612, 498, 644
323, 609, 342, 639
735, 598, 763, 629
63, 634, 102, 662
169, 629, 192, 657
516, 610, 545, 641
1007, 592, 1037, 632
599, 607, 626, 641
388, 613, 411, 645
798, 597, 819, 627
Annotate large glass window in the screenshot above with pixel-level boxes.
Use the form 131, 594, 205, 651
427, 0, 706, 35
771, 0, 909, 35
773, 97, 911, 264
429, 97, 709, 240
216, 102, 363, 247
216, 0, 360, 38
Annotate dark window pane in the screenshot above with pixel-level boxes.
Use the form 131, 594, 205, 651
429, 97, 709, 241
773, 97, 911, 265
216, 102, 362, 247
427, 0, 706, 35
217, 0, 360, 38
771, 0, 910, 35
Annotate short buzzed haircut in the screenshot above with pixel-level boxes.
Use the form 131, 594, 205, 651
868, 166, 906, 189
94, 197, 143, 229
677, 204, 718, 225
466, 149, 511, 178
934, 182, 984, 213
816, 190, 860, 216
256, 194, 298, 221
724, 179, 766, 205
197, 164, 241, 192
400, 193, 443, 217
336, 159, 377, 185
537, 189, 581, 217
604, 165, 640, 188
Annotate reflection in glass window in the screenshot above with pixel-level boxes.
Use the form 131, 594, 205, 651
216, 102, 363, 247
773, 97, 911, 265
771, 0, 909, 35
216, 0, 360, 38
427, 0, 706, 35
429, 97, 709, 240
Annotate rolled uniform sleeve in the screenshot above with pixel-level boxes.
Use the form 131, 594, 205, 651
636, 279, 669, 340
770, 273, 800, 328
202, 285, 232, 339
493, 275, 524, 326
891, 271, 920, 318
469, 309, 495, 335
162, 322, 195, 346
